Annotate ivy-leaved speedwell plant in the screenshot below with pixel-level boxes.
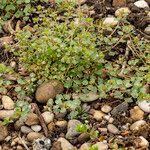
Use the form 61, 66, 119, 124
9, 1, 150, 102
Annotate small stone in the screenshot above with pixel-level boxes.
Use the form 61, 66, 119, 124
42, 111, 54, 124
47, 122, 55, 132
0, 122, 8, 142
111, 102, 128, 116
21, 126, 33, 134
51, 141, 61, 150
103, 115, 111, 121
138, 100, 150, 113
25, 113, 39, 126
5, 136, 11, 142
93, 142, 108, 150
134, 136, 149, 148
31, 125, 42, 132
103, 16, 118, 26
115, 7, 131, 17
109, 117, 114, 123
98, 128, 108, 134
134, 0, 149, 8
55, 120, 67, 128
130, 120, 146, 131
27, 132, 44, 142
16, 145, 23, 150
0, 110, 14, 119
10, 61, 16, 68
2, 95, 14, 110
76, 0, 87, 5
144, 26, 150, 35
107, 124, 119, 134
130, 106, 144, 121
72, 92, 99, 102
77, 133, 90, 144
33, 138, 51, 150
101, 105, 112, 113
93, 110, 105, 121
35, 80, 64, 103
57, 138, 75, 150
79, 143, 91, 150
66, 120, 82, 140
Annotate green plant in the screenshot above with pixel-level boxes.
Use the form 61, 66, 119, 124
8, 1, 150, 102
88, 146, 98, 150
76, 124, 99, 140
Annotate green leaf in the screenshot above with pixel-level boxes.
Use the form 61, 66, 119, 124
17, 0, 24, 4
15, 86, 22, 92
14, 10, 23, 18
23, 4, 31, 14
82, 80, 88, 85
17, 78, 25, 85
64, 79, 72, 88
76, 124, 88, 133
0, 0, 7, 9
5, 4, 16, 11
25, 0, 30, 3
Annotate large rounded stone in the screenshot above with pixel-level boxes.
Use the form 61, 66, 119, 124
35, 80, 64, 103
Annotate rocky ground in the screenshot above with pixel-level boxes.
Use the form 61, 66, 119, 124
0, 0, 150, 150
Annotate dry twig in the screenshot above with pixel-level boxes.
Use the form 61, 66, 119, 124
119, 40, 130, 77
18, 132, 30, 150
31, 103, 48, 137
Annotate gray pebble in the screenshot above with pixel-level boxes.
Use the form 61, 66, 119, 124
21, 126, 33, 134
107, 124, 119, 134
111, 102, 128, 116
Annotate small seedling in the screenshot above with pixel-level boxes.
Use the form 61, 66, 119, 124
76, 124, 99, 140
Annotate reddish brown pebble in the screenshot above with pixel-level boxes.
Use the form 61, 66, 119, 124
113, 0, 126, 7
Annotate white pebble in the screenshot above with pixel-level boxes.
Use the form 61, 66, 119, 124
103, 16, 118, 26
31, 125, 42, 132
134, 0, 149, 8
138, 100, 150, 113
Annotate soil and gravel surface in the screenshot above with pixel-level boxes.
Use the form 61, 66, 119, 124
0, 0, 150, 150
